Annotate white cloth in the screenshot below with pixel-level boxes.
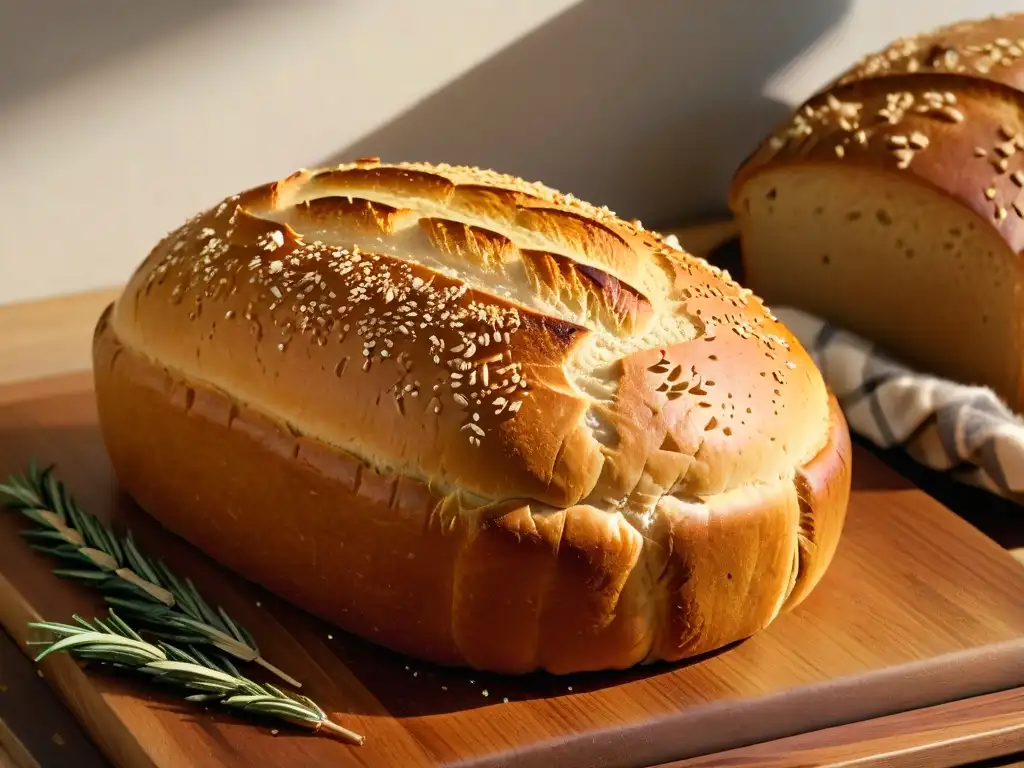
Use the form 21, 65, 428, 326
773, 306, 1024, 505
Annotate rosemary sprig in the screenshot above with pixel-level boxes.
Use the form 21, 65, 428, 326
27, 611, 363, 745
0, 462, 300, 688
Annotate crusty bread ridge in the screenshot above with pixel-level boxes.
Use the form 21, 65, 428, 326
730, 13, 1024, 412
94, 159, 851, 674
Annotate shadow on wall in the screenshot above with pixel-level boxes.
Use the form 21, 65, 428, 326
331, 0, 853, 228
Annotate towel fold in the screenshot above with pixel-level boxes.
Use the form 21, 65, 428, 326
773, 306, 1024, 506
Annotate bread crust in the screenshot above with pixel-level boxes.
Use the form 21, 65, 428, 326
94, 160, 851, 673
826, 13, 1024, 92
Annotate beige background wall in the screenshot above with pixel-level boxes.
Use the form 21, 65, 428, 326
1, 0, 1021, 305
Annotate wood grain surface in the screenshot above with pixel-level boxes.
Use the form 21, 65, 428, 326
0, 619, 109, 768
0, 288, 119, 387
661, 687, 1024, 767
0, 374, 1023, 768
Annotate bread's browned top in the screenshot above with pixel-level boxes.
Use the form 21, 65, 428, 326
830, 13, 1024, 91
113, 160, 831, 517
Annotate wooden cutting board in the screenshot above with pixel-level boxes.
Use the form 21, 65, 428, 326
1, 372, 1024, 768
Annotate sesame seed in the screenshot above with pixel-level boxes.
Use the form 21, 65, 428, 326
939, 106, 964, 123
997, 140, 1017, 157
908, 131, 929, 149
893, 148, 914, 169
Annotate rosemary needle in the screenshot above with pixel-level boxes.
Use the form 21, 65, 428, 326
0, 462, 301, 688
28, 611, 363, 745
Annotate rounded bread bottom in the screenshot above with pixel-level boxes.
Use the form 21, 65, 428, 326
92, 305, 852, 675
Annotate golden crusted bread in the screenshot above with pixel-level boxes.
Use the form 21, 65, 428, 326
93, 159, 851, 674
730, 13, 1024, 411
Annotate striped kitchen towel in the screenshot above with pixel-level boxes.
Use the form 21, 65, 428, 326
772, 306, 1024, 506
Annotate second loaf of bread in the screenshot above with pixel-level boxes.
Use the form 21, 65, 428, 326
731, 13, 1024, 412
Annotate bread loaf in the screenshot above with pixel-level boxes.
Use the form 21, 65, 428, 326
93, 159, 851, 674
730, 13, 1024, 412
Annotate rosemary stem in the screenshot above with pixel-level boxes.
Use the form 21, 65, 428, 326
316, 718, 366, 745
113, 568, 175, 605
255, 656, 303, 689
26, 614, 365, 746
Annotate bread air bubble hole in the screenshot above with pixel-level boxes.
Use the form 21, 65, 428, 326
845, 211, 862, 221
876, 209, 892, 226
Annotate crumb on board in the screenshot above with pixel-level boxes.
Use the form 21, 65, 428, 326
52, 733, 65, 746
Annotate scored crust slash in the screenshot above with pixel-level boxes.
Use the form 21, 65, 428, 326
91, 159, 851, 675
